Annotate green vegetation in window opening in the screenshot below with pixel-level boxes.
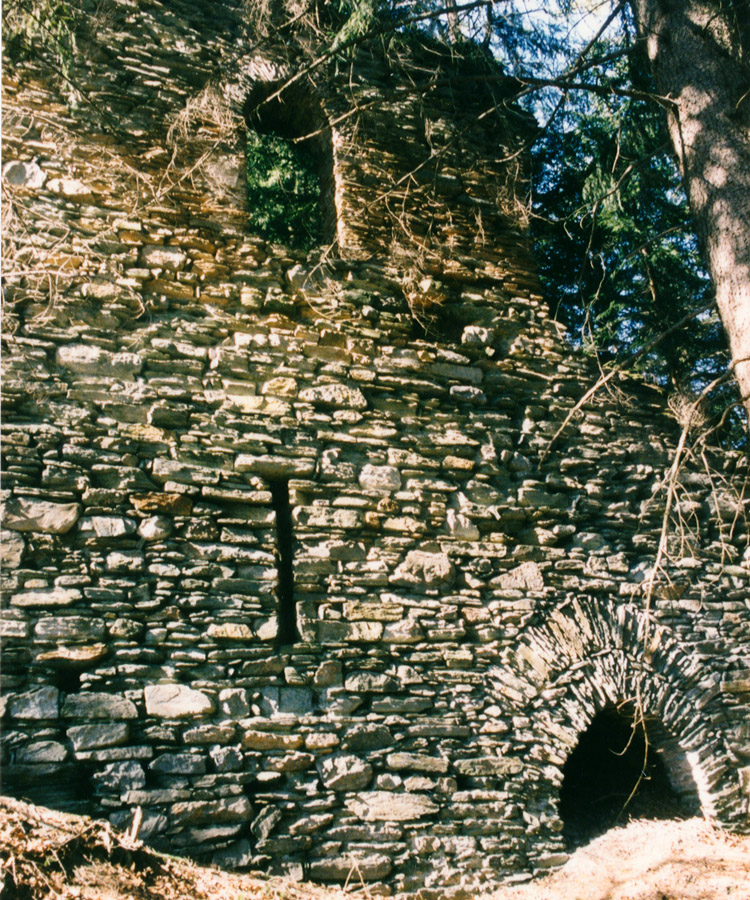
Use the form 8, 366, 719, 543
246, 131, 322, 250
3, 0, 79, 81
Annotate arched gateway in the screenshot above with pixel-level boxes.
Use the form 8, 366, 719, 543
1, 1, 748, 894
491, 599, 746, 864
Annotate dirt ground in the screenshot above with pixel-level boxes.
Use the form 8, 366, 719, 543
1, 796, 749, 900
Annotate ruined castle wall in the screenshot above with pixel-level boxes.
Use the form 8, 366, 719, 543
2, 1, 749, 894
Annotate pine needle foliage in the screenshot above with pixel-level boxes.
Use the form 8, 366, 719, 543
245, 131, 323, 250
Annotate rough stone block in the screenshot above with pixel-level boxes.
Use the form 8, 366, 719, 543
211, 839, 252, 869
343, 724, 394, 751
92, 761, 146, 793
130, 493, 193, 516
106, 551, 144, 572
453, 757, 523, 776
11, 588, 81, 608
358, 464, 402, 493
171, 796, 253, 827
0, 617, 29, 638
140, 245, 188, 269
210, 746, 243, 772
299, 383, 367, 410
391, 550, 455, 587
319, 754, 373, 791
344, 672, 400, 693
34, 617, 105, 643
309, 853, 392, 881
144, 684, 215, 718
313, 660, 343, 687
56, 345, 141, 377
386, 753, 450, 774
241, 730, 304, 751
138, 515, 172, 541
2, 497, 80, 534
183, 723, 236, 744
218, 688, 251, 717
3, 158, 46, 188
151, 458, 220, 486
0, 530, 25, 568
207, 623, 254, 641
492, 561, 544, 592
446, 509, 480, 541
346, 791, 438, 821
62, 693, 138, 719
84, 516, 137, 538
234, 454, 315, 479
36, 644, 109, 667
382, 619, 424, 643
318, 621, 383, 642
250, 805, 282, 840
16, 741, 68, 763
150, 753, 206, 775
68, 722, 129, 751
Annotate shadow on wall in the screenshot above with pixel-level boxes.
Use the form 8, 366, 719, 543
559, 703, 702, 849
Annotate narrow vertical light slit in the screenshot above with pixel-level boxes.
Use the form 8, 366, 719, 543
269, 479, 298, 646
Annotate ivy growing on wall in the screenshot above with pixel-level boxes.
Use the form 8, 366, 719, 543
246, 131, 322, 250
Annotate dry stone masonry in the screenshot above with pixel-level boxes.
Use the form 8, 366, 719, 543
1, 1, 749, 894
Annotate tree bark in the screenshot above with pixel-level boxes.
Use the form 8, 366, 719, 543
629, 0, 750, 425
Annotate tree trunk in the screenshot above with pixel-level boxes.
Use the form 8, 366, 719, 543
629, 0, 750, 426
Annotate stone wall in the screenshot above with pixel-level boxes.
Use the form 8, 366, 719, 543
2, 1, 749, 894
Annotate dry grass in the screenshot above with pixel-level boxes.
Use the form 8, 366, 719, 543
2, 797, 750, 900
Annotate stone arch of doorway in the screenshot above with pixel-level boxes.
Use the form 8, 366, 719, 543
489, 598, 746, 851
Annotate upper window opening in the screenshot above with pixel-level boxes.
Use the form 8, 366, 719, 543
244, 82, 335, 250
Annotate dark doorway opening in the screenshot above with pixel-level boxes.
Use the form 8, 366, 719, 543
558, 704, 698, 848
269, 479, 298, 646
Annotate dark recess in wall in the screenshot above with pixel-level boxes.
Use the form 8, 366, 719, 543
559, 705, 692, 849
269, 479, 298, 646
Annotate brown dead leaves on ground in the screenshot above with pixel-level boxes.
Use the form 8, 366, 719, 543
2, 796, 750, 900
